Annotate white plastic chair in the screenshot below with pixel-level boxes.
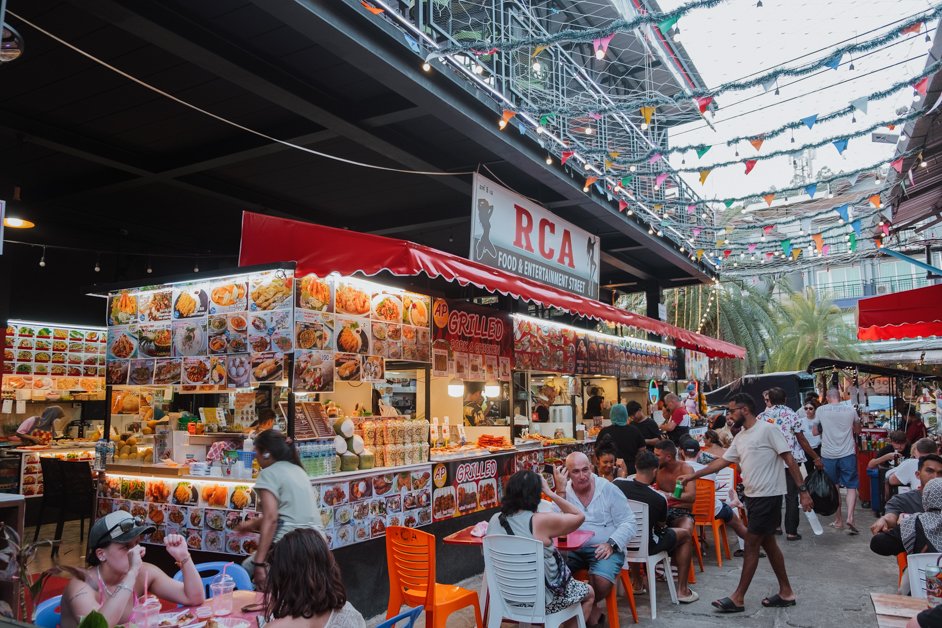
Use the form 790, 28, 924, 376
623, 499, 678, 620
482, 534, 586, 628
906, 552, 942, 599
715, 467, 734, 503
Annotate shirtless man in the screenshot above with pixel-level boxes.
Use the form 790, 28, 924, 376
654, 439, 696, 538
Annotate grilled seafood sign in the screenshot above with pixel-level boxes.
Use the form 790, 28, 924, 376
446, 309, 504, 341
455, 459, 497, 484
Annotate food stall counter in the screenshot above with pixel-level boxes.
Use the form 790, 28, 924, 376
2, 443, 96, 497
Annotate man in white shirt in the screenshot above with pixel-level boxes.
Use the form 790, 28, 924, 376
888, 438, 939, 492
678, 393, 812, 614
816, 389, 861, 533
555, 452, 637, 626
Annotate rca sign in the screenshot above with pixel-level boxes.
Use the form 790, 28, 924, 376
470, 173, 600, 299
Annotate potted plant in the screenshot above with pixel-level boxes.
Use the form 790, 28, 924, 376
0, 524, 62, 621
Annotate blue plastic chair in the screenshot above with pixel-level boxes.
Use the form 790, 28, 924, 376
376, 606, 424, 628
33, 595, 62, 628
173, 561, 254, 597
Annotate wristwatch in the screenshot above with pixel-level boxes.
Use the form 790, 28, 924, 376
606, 538, 620, 552
797, 484, 808, 493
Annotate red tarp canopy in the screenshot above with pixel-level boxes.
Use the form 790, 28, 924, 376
238, 212, 746, 359
857, 283, 942, 341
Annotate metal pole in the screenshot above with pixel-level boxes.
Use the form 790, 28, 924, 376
286, 354, 296, 438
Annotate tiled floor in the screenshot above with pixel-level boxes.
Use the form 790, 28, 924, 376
28, 520, 88, 575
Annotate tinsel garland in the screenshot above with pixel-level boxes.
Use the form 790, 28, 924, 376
429, 0, 728, 57
611, 109, 923, 172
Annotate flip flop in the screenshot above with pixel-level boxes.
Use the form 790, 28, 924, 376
762, 594, 797, 608
786, 534, 802, 541
829, 522, 844, 530
847, 524, 859, 536
733, 549, 766, 558
712, 597, 745, 613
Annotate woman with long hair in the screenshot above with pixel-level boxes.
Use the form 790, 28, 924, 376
487, 470, 595, 622
594, 436, 625, 482
236, 429, 320, 589
802, 399, 822, 476
17, 405, 65, 444
265, 528, 365, 627
697, 430, 727, 464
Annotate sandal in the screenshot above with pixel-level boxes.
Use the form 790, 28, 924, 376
733, 549, 766, 558
847, 524, 859, 536
786, 534, 802, 541
829, 522, 844, 530
712, 597, 745, 613
762, 594, 797, 608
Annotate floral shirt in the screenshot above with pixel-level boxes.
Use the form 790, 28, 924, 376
757, 405, 806, 463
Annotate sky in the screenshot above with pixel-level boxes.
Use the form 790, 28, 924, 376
658, 0, 936, 203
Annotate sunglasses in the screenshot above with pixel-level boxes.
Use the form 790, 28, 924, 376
104, 516, 144, 539
804, 406, 815, 411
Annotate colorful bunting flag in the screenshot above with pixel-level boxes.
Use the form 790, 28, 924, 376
901, 22, 923, 35
516, 120, 527, 134
909, 168, 916, 186
805, 183, 817, 198
724, 199, 734, 209
501, 110, 516, 123
561, 150, 574, 165
851, 219, 862, 236
696, 249, 704, 260
361, 1, 385, 14
824, 53, 843, 70
693, 228, 702, 237
744, 160, 758, 175
801, 114, 818, 129
812, 233, 824, 251
832, 138, 849, 154
792, 248, 802, 260
640, 107, 655, 125
687, 204, 696, 214
822, 244, 830, 256
658, 15, 680, 33
880, 223, 890, 236
763, 225, 775, 235
696, 96, 713, 114
699, 169, 711, 185
604, 159, 614, 170
747, 243, 757, 253
588, 112, 602, 121
620, 175, 633, 186
891, 157, 904, 174
874, 237, 883, 248
532, 45, 547, 57
914, 76, 929, 96
592, 34, 616, 58
723, 249, 732, 258
763, 193, 775, 207
781, 239, 793, 257
404, 34, 421, 53
655, 172, 668, 187
696, 146, 711, 159
765, 252, 774, 259
845, 172, 860, 186
609, 151, 620, 160
868, 194, 881, 208
584, 176, 598, 189
749, 137, 765, 151
850, 96, 869, 114
849, 233, 858, 251
762, 76, 777, 92
835, 204, 849, 221
649, 153, 663, 164
539, 113, 555, 126
618, 200, 628, 212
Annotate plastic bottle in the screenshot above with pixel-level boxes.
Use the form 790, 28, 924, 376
804, 510, 824, 535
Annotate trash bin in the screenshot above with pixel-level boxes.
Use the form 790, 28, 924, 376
867, 468, 882, 515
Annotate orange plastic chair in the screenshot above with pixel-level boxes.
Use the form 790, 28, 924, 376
692, 479, 732, 567
573, 568, 638, 625
897, 552, 908, 588
728, 463, 748, 526
385, 526, 483, 628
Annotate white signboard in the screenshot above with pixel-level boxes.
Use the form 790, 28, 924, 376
684, 349, 710, 381
470, 174, 600, 299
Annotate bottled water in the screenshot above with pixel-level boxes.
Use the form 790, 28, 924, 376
804, 510, 824, 535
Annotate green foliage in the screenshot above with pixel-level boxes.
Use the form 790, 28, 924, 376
79, 610, 108, 628
765, 287, 861, 372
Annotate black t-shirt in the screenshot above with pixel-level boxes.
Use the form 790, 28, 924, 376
585, 396, 605, 419
597, 424, 644, 474
612, 478, 666, 552
635, 418, 662, 449
875, 444, 909, 469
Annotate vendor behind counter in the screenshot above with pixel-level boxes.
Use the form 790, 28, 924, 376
16, 405, 65, 444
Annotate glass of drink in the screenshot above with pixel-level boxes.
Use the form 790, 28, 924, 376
210, 574, 235, 616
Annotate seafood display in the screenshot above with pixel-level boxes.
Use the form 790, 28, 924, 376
296, 274, 332, 311
109, 293, 137, 326
293, 350, 333, 393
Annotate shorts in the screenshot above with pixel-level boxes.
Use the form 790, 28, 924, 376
823, 454, 859, 489
649, 527, 678, 554
716, 503, 734, 523
666, 507, 694, 527
565, 545, 626, 584
743, 495, 783, 536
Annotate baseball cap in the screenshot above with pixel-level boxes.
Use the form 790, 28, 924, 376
87, 510, 155, 561
679, 439, 701, 456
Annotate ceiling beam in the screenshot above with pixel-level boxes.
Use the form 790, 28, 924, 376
63, 0, 470, 199
369, 216, 469, 236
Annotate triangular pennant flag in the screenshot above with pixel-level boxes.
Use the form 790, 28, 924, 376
801, 114, 818, 129
824, 53, 843, 70
763, 225, 775, 235
744, 159, 758, 175
594, 182, 606, 195
696, 145, 711, 159
649, 153, 663, 164
361, 1, 385, 14
849, 233, 857, 251
724, 199, 734, 209
869, 194, 882, 208
891, 157, 904, 174
696, 96, 713, 114
874, 237, 883, 249
640, 107, 655, 125
723, 249, 732, 258
687, 204, 696, 213
699, 169, 711, 185
584, 176, 598, 189
851, 219, 862, 236
609, 151, 620, 160
658, 14, 680, 33
692, 228, 702, 237
882, 207, 893, 221
909, 168, 916, 186
850, 96, 869, 114
618, 200, 628, 212
560, 150, 574, 165
880, 223, 890, 236
404, 34, 421, 53
763, 193, 775, 207
516, 119, 527, 134
765, 252, 774, 259
805, 183, 817, 198
539, 113, 555, 126
592, 33, 616, 58
725, 225, 734, 234
762, 76, 777, 92
914, 76, 929, 96
835, 204, 849, 221
832, 138, 849, 154
812, 233, 823, 251
532, 45, 547, 57
604, 159, 614, 170
781, 239, 793, 257
501, 110, 516, 123
792, 248, 802, 261
620, 176, 633, 186
588, 112, 602, 121
749, 137, 765, 151
901, 22, 923, 35
845, 172, 860, 186
747, 243, 757, 253
696, 249, 704, 260
655, 172, 669, 187
822, 244, 830, 256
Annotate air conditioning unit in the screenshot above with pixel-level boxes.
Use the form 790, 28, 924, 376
876, 285, 890, 294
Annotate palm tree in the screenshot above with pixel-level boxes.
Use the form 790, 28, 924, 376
765, 287, 860, 372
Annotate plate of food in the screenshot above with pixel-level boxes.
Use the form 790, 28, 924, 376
203, 530, 224, 553
226, 535, 244, 555
433, 486, 456, 519
209, 282, 247, 310
172, 482, 198, 505
336, 319, 369, 355
204, 509, 225, 531
173, 322, 206, 357
403, 294, 430, 327
108, 330, 138, 360
147, 504, 166, 526
226, 355, 250, 387
372, 294, 402, 322
362, 356, 384, 382
334, 353, 360, 382
251, 354, 283, 383
322, 484, 347, 507
226, 335, 247, 354
109, 292, 137, 326
209, 357, 226, 386
186, 529, 203, 551
248, 334, 270, 353
173, 288, 208, 319
249, 274, 292, 311
127, 359, 154, 385
166, 505, 186, 526
296, 274, 333, 311
207, 333, 228, 355
334, 282, 371, 316
372, 474, 393, 496
208, 314, 228, 335
224, 511, 243, 531
227, 314, 247, 333
293, 351, 333, 392
334, 504, 353, 526
230, 485, 254, 509
319, 508, 334, 528
335, 524, 354, 548
138, 291, 172, 323
296, 317, 333, 350
146, 480, 171, 503
187, 507, 203, 528
241, 536, 258, 556
152, 358, 182, 385
201, 484, 230, 508
182, 357, 210, 385
271, 333, 293, 353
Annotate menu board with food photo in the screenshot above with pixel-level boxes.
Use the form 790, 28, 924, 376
295, 311, 334, 351
3, 321, 107, 389
431, 299, 512, 381
294, 350, 334, 393
249, 271, 293, 312
431, 453, 515, 522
